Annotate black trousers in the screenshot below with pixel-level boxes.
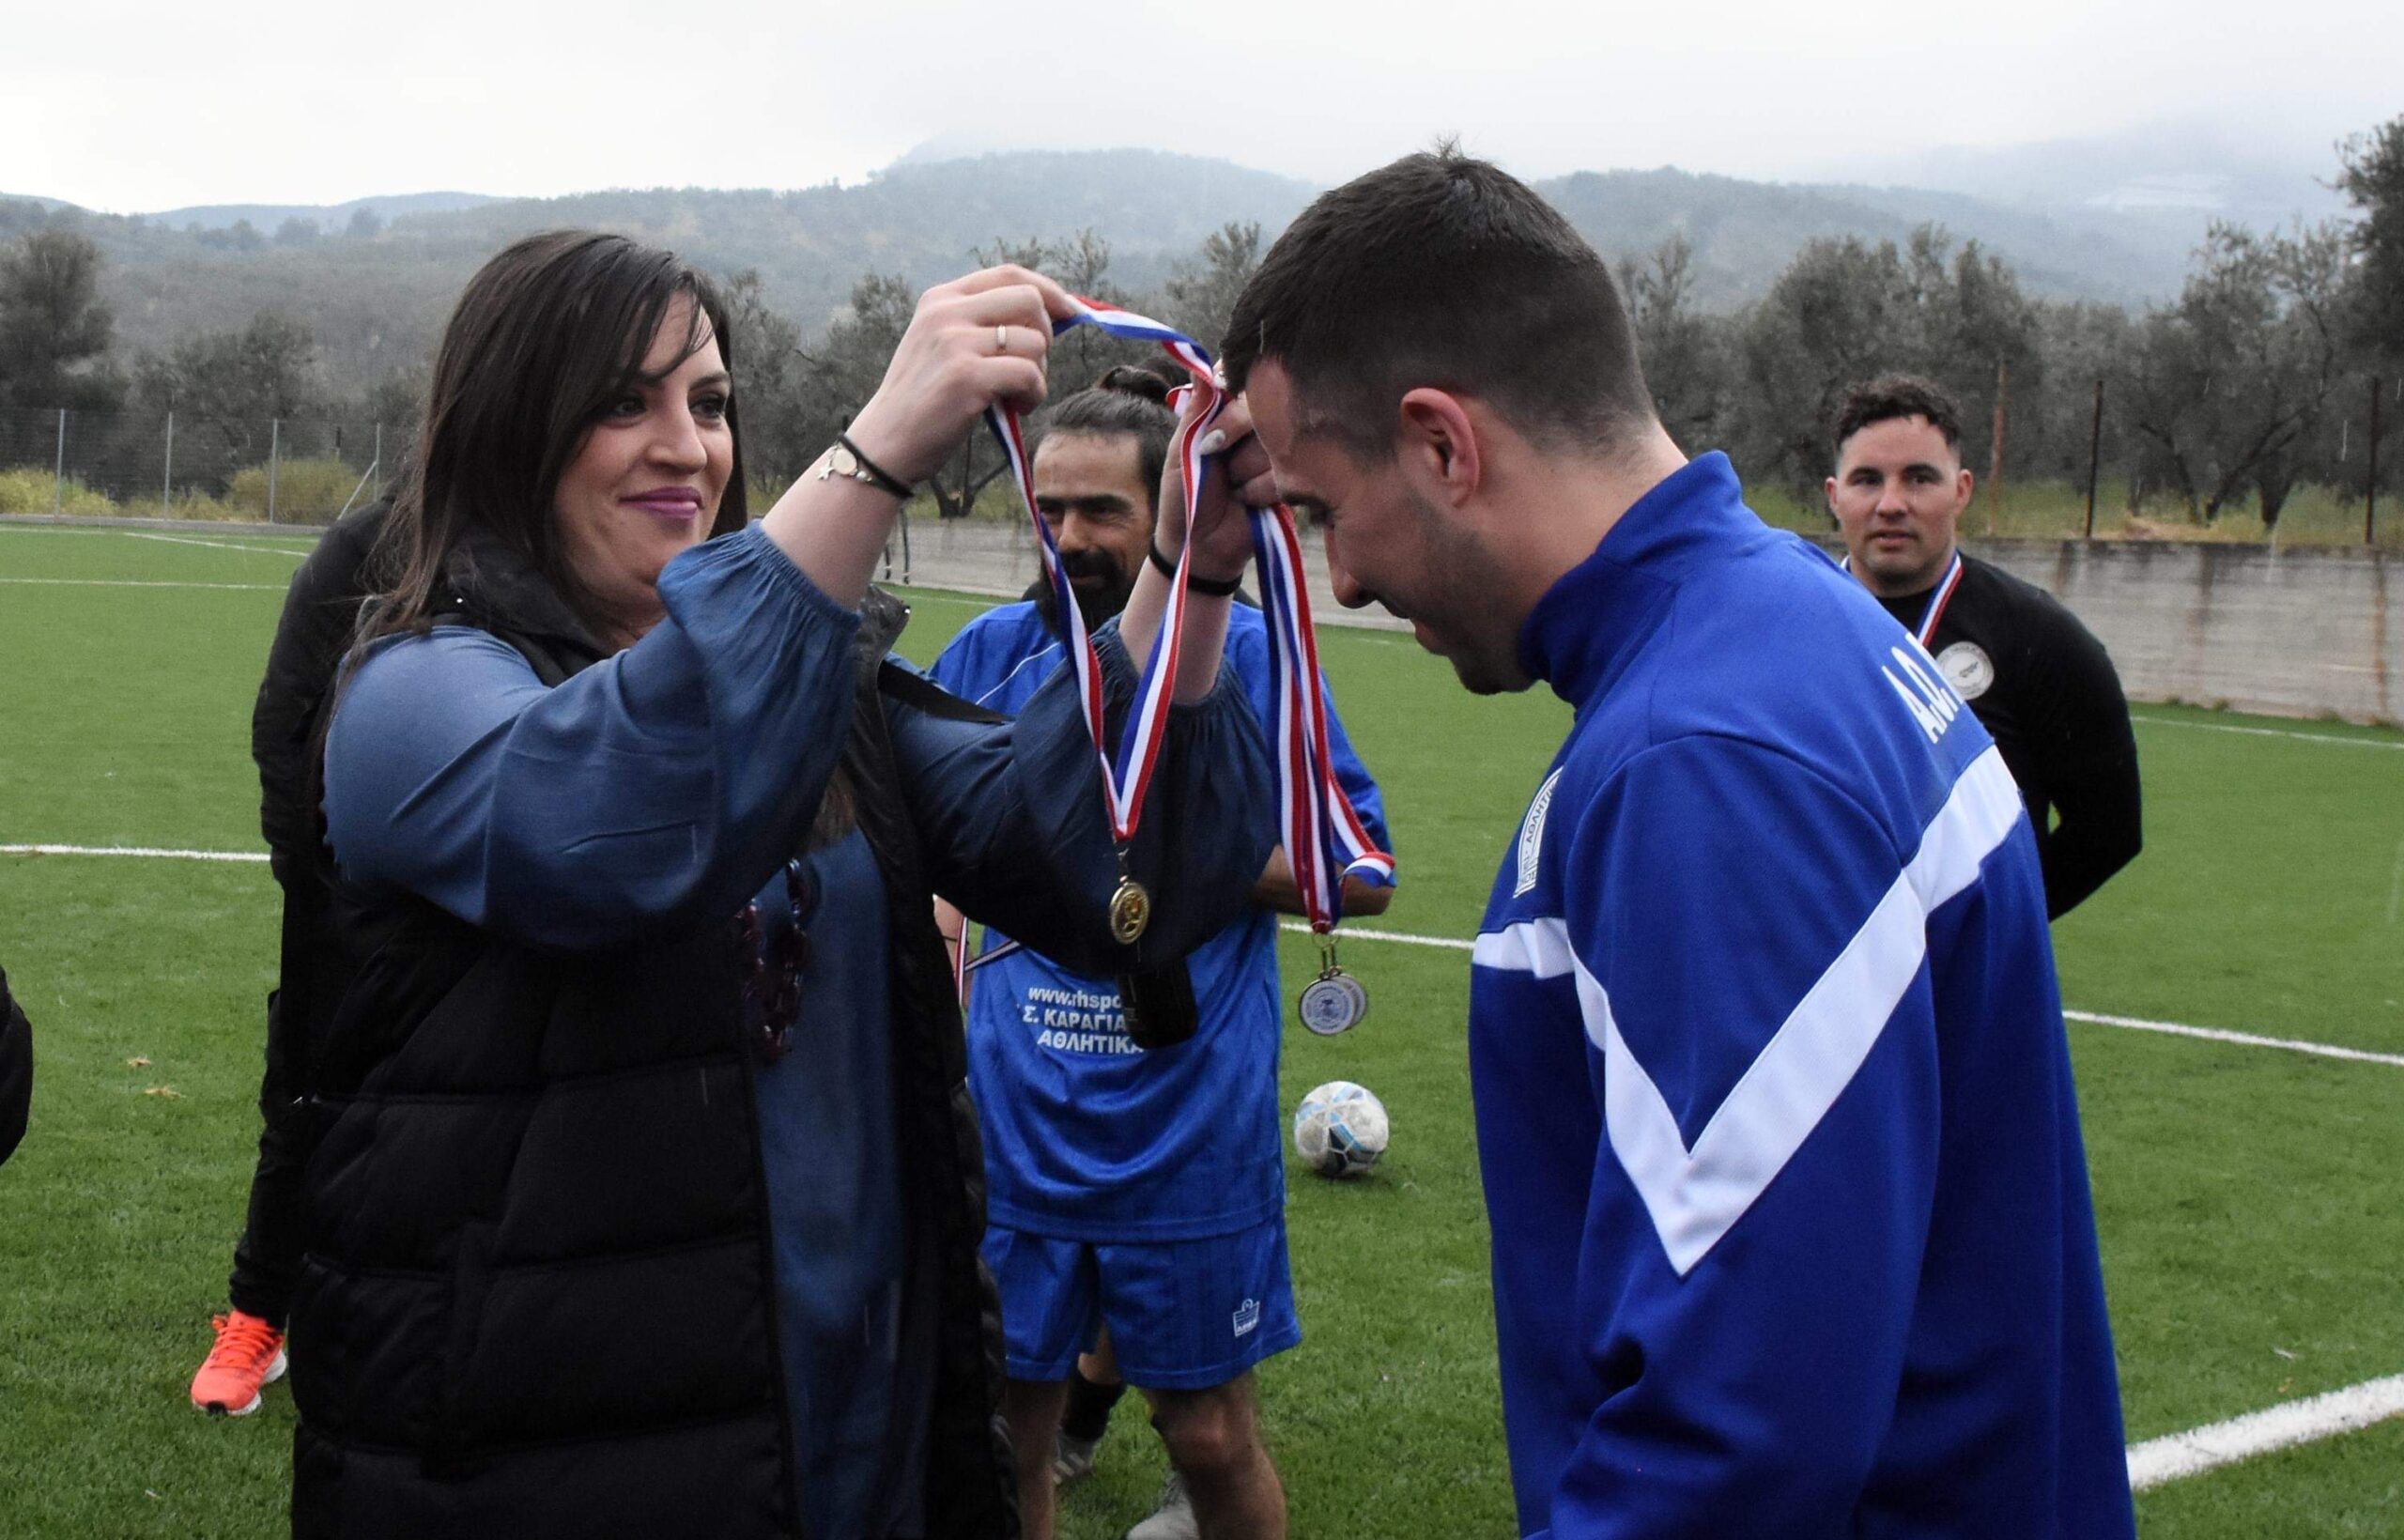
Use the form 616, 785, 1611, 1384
1, 965, 31, 1165
228, 868, 348, 1328
227, 986, 310, 1326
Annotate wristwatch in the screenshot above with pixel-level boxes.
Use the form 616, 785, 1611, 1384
818, 434, 913, 500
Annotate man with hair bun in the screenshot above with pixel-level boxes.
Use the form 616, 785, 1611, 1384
932, 365, 1393, 1540
1826, 373, 2141, 918
1224, 148, 2135, 1538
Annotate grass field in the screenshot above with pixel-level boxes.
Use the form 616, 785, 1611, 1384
1, 521, 2399, 1538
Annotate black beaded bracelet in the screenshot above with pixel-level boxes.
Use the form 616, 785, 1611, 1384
838, 433, 915, 500
1148, 540, 1241, 596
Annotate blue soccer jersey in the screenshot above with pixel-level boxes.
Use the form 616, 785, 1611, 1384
933, 598, 1390, 1240
1469, 454, 2134, 1538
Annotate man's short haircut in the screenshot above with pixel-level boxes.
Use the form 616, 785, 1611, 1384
1032, 363, 1178, 510
1832, 375, 1965, 461
1221, 147, 1655, 459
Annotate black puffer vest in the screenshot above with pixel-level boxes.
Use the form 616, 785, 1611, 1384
290, 533, 1017, 1539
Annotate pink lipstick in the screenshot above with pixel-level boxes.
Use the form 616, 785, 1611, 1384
625, 487, 703, 520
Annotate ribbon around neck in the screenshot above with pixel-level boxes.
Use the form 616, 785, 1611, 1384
1840, 548, 1965, 651
983, 296, 1394, 936
1911, 551, 1965, 648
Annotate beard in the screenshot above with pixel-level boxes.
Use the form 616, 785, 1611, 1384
1060, 547, 1136, 629
1032, 547, 1138, 631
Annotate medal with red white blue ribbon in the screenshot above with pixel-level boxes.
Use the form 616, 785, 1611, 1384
1842, 548, 1964, 650
983, 297, 1393, 998
1248, 496, 1393, 1032
1909, 551, 1965, 649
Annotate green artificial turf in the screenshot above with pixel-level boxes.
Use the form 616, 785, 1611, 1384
1, 524, 2397, 1537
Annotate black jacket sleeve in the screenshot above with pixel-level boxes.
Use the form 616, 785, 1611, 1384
2024, 603, 2143, 918
0, 965, 31, 1165
253, 501, 390, 880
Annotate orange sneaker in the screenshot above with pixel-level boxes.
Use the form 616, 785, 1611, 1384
190, 1310, 287, 1416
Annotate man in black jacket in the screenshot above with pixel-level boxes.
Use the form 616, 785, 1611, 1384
1, 963, 30, 1164
1826, 376, 2142, 917
188, 500, 390, 1416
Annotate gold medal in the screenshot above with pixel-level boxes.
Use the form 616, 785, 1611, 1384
1109, 877, 1152, 945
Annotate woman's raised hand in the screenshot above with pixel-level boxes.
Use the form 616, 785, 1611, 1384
844, 266, 1078, 486
1156, 391, 1274, 587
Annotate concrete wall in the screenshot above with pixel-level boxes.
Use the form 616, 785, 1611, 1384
896, 519, 2400, 727
1957, 539, 2399, 728
19, 510, 2392, 727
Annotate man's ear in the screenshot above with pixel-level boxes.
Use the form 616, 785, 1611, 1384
1824, 474, 1842, 516
1954, 467, 1976, 512
1396, 389, 1480, 507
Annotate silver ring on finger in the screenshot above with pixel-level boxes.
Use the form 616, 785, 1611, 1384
994, 324, 1009, 355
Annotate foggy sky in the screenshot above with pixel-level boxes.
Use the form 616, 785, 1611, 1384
11, 0, 2397, 212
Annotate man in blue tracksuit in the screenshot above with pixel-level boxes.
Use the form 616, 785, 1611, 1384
1220, 151, 2135, 1537
932, 372, 1391, 1540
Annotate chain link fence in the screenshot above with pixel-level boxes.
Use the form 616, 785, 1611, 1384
0, 408, 403, 525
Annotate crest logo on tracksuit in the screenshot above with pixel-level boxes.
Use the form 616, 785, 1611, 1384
1514, 769, 1564, 898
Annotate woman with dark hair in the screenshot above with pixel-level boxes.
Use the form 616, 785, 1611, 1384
292, 230, 1276, 1538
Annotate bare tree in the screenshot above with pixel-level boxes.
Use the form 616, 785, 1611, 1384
1617, 234, 1722, 451
719, 270, 812, 486
2124, 223, 2350, 526
1160, 222, 1263, 356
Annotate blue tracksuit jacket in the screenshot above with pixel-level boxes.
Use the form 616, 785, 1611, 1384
1469, 454, 2134, 1539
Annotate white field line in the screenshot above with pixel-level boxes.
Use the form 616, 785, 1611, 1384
1294, 921, 2401, 1067
2127, 1374, 2404, 1489
0, 577, 285, 592
1281, 918, 1474, 950
1, 844, 268, 863
2130, 714, 2404, 751
122, 531, 309, 558
2060, 1009, 2404, 1068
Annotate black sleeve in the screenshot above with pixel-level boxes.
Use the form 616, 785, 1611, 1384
252, 502, 389, 877
0, 966, 31, 1166
2019, 599, 2143, 918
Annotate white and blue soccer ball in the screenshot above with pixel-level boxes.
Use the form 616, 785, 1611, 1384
1292, 1081, 1389, 1178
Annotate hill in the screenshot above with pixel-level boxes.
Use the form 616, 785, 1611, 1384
1533, 167, 2187, 306
0, 147, 2272, 399
139, 192, 503, 234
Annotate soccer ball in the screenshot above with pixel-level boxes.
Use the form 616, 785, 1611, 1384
1292, 1081, 1389, 1178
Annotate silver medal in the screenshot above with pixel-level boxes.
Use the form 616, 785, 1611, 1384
1936, 640, 1994, 701
1298, 971, 1366, 1035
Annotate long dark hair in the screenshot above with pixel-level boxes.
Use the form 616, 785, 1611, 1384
360, 230, 748, 647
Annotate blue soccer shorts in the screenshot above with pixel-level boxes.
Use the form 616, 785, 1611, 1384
983, 1217, 1302, 1390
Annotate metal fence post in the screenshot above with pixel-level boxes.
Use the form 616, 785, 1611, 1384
53, 408, 67, 515
2369, 377, 2381, 546
1984, 359, 2008, 533
163, 411, 175, 514
268, 417, 281, 525
2084, 379, 2104, 539
373, 424, 382, 500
